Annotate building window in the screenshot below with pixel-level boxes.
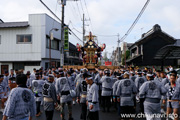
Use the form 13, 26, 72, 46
46, 38, 59, 50
17, 34, 32, 44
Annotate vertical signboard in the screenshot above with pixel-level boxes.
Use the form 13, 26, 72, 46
64, 26, 69, 51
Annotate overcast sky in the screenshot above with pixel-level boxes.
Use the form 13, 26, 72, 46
0, 0, 180, 57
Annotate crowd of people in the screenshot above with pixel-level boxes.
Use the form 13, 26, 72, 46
0, 66, 180, 120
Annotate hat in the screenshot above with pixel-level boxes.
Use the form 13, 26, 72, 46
104, 70, 110, 74
59, 71, 64, 75
55, 71, 60, 75
83, 72, 92, 80
146, 72, 153, 77
80, 68, 84, 73
137, 70, 142, 74
130, 71, 134, 74
124, 72, 129, 75
0, 75, 4, 78
35, 72, 40, 76
87, 76, 93, 80
48, 74, 54, 78
116, 73, 122, 79
9, 77, 16, 83
142, 70, 147, 74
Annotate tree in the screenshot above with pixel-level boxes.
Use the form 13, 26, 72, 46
121, 50, 130, 65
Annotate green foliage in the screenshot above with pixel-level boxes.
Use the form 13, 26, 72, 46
121, 50, 130, 65
98, 61, 101, 65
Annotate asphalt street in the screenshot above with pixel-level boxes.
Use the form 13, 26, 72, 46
0, 102, 176, 120
0, 103, 121, 120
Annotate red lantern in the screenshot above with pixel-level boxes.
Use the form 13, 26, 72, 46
94, 55, 98, 58
76, 43, 79, 48
102, 43, 106, 49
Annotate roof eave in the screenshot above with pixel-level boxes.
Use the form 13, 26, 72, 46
0, 25, 29, 28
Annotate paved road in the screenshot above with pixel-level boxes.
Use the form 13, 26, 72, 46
0, 103, 120, 120
1, 102, 175, 120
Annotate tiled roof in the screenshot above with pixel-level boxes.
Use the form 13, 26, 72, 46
0, 22, 29, 28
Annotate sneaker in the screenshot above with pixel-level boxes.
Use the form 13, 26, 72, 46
161, 109, 165, 114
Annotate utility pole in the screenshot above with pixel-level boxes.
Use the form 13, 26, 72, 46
82, 14, 85, 45
117, 33, 120, 66
60, 0, 79, 67
60, 0, 65, 67
82, 14, 90, 45
124, 42, 127, 68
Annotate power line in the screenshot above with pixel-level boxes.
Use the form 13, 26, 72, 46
83, 0, 95, 34
120, 0, 150, 42
66, 3, 79, 21
68, 2, 80, 20
72, 28, 83, 34
52, 0, 59, 29
69, 29, 83, 42
79, 0, 85, 14
69, 21, 83, 34
39, 0, 62, 22
76, 1, 82, 19
95, 34, 118, 37
39, 0, 83, 43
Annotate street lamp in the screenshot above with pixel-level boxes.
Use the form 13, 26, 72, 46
49, 28, 59, 68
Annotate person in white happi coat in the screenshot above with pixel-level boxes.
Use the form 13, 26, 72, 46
2, 74, 36, 120
139, 72, 167, 120
86, 73, 99, 120
56, 71, 74, 120
32, 72, 45, 117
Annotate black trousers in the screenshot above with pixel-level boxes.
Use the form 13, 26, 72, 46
87, 111, 99, 120
139, 98, 145, 113
36, 101, 41, 114
45, 111, 54, 120
102, 96, 111, 111
80, 103, 87, 120
98, 90, 102, 105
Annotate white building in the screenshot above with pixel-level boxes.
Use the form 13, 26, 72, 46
0, 14, 62, 74
111, 47, 121, 66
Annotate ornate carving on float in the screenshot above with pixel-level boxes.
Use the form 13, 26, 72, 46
76, 32, 106, 68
